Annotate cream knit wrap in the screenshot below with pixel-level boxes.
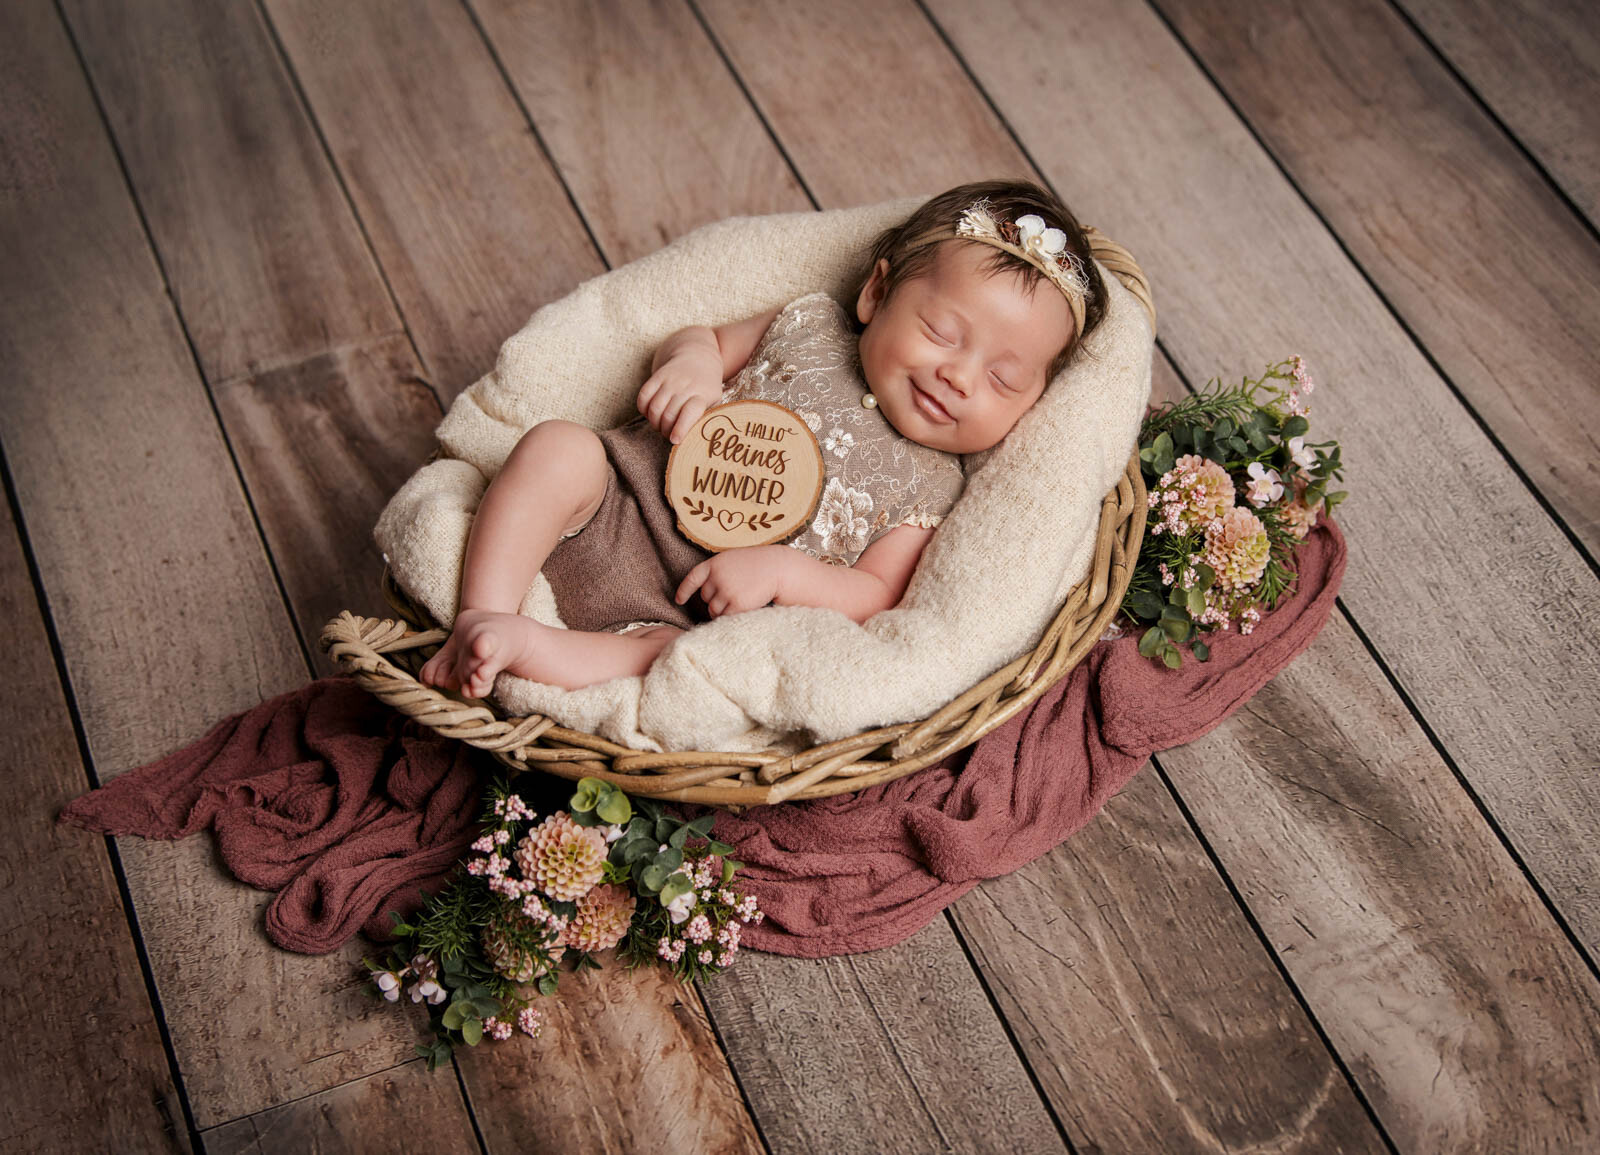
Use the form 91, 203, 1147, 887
375, 197, 1153, 754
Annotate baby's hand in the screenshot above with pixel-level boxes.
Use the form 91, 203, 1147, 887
638, 346, 724, 445
675, 545, 794, 619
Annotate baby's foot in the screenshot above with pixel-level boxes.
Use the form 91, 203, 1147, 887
418, 608, 544, 700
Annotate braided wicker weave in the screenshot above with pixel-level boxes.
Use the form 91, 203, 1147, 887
321, 233, 1153, 814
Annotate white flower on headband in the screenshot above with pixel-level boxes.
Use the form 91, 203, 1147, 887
1015, 214, 1067, 260
955, 199, 1089, 303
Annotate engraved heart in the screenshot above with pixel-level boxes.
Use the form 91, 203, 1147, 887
715, 509, 745, 532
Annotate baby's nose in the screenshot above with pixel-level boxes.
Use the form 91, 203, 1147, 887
940, 361, 976, 397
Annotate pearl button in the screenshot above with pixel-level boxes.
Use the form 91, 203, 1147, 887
861, 393, 877, 409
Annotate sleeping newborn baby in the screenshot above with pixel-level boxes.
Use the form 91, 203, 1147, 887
420, 178, 1107, 697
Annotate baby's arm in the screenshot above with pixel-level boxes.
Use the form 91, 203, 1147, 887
674, 523, 934, 625
775, 523, 937, 624
639, 306, 782, 444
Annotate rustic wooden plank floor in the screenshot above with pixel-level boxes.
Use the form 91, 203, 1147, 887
3, 0, 1595, 1151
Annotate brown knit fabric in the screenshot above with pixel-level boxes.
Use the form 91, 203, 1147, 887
541, 414, 715, 634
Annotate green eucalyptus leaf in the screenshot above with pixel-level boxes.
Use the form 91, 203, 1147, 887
641, 863, 669, 892
572, 777, 608, 813
441, 1004, 464, 1031
596, 791, 631, 826
722, 858, 737, 885
461, 1018, 483, 1046
1192, 640, 1211, 662
659, 872, 694, 907
1139, 627, 1164, 659
668, 825, 689, 849
1128, 589, 1166, 619
708, 839, 735, 856
1213, 417, 1235, 440
1186, 586, 1206, 616
1194, 562, 1216, 590
1281, 415, 1309, 439
1168, 583, 1187, 606
1162, 646, 1183, 670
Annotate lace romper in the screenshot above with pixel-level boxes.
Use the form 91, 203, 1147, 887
538, 293, 968, 634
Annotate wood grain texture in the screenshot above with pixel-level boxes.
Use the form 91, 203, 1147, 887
211, 335, 439, 676
1154, 0, 1600, 557
263, 0, 608, 401
57, 0, 393, 386
3, 0, 424, 1129
699, 919, 1069, 1154
691, 1, 1404, 1141
473, 0, 810, 265
1157, 613, 1600, 1149
0, 502, 188, 1155
698, 0, 1030, 205
455, 961, 762, 1154
257, 1, 771, 1143
200, 1060, 478, 1153
1397, 0, 1600, 226
952, 769, 1386, 1154
923, 0, 1600, 954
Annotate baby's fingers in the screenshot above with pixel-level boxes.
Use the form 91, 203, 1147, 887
637, 374, 662, 414
669, 397, 707, 445
675, 563, 709, 606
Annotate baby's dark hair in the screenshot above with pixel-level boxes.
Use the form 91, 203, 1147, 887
846, 179, 1107, 381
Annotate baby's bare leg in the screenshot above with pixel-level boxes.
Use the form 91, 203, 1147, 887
420, 420, 608, 697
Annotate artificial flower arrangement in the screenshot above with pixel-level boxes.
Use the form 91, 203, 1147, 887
1119, 356, 1346, 668
362, 775, 762, 1069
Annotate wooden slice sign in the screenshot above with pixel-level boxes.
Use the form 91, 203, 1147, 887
665, 399, 825, 552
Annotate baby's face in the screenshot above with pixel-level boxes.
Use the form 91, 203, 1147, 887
855, 241, 1075, 455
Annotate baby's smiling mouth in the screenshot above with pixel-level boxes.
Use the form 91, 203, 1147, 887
911, 380, 955, 423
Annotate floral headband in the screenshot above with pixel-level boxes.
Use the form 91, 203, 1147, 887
953, 197, 1091, 339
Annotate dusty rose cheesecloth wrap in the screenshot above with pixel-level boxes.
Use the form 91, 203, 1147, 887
55, 519, 1343, 957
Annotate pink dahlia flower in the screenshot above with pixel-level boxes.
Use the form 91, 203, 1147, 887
563, 883, 637, 953
1204, 506, 1271, 593
514, 812, 607, 902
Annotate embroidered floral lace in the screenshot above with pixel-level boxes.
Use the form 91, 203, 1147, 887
721, 293, 967, 567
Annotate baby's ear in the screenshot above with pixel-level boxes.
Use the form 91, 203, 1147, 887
856, 258, 890, 324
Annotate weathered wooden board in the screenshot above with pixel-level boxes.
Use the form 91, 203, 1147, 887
455, 961, 762, 1153
923, 0, 1600, 952
251, 0, 772, 1142
210, 335, 439, 674
200, 1060, 478, 1153
1155, 0, 1600, 556
1157, 613, 1600, 1148
263, 0, 608, 402
690, 1, 1398, 1142
1397, 0, 1600, 226
700, 919, 1071, 1153
698, 0, 1027, 205
472, 0, 809, 266
0, 500, 188, 1153
953, 769, 1387, 1153
56, 0, 393, 387
5, 0, 424, 1129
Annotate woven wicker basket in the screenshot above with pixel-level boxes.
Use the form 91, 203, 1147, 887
321, 236, 1153, 814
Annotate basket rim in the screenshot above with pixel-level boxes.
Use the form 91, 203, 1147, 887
322, 453, 1145, 813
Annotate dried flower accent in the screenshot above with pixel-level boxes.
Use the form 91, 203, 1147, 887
1203, 506, 1271, 592
563, 883, 637, 953
480, 915, 551, 985
515, 812, 607, 901
1121, 356, 1346, 667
